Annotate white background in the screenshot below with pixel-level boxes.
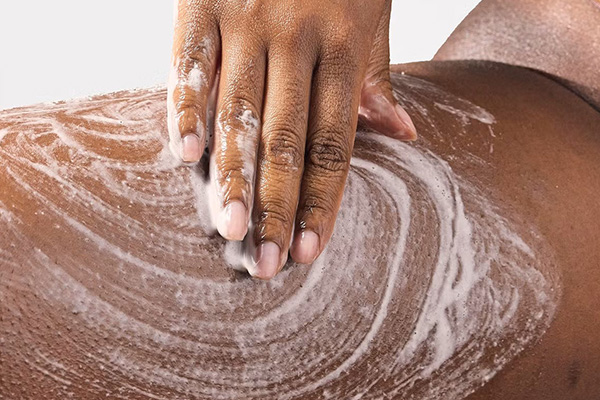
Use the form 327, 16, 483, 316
0, 1, 481, 110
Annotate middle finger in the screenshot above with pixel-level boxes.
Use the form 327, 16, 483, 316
250, 38, 316, 279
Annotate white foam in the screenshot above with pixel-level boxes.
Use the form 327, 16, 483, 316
0, 76, 560, 399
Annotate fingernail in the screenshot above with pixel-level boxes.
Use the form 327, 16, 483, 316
217, 201, 248, 241
253, 242, 281, 280
394, 104, 418, 140
291, 230, 319, 264
182, 134, 202, 163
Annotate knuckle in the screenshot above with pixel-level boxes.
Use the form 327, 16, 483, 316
183, 50, 208, 69
262, 127, 305, 170
274, 29, 303, 51
271, 17, 319, 60
299, 192, 336, 219
174, 56, 212, 96
322, 35, 360, 73
218, 95, 261, 131
278, 15, 318, 45
175, 30, 216, 72
226, 95, 259, 118
215, 156, 252, 187
174, 87, 205, 115
256, 200, 294, 230
307, 131, 351, 173
180, 44, 212, 72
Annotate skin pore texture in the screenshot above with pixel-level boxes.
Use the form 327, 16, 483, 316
2, 0, 600, 398
167, 0, 417, 279
435, 0, 600, 111
1, 60, 600, 399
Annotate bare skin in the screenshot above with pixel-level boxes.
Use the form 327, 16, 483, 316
0, 60, 599, 399
432, 2, 600, 396
1, 0, 600, 398
168, 0, 416, 279
399, 61, 600, 400
435, 0, 600, 111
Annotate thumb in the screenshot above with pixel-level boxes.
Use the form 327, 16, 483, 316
359, 2, 417, 140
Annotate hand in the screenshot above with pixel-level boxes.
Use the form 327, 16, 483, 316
168, 0, 416, 279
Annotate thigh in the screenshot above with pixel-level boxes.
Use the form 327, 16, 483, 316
393, 60, 600, 400
1, 61, 599, 399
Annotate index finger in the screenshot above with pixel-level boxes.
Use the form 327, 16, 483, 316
168, 1, 220, 163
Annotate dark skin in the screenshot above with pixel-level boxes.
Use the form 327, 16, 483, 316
170, 0, 600, 280
168, 0, 416, 279
435, 0, 600, 111
1, 0, 600, 397
433, 0, 600, 397
395, 61, 600, 400
1, 60, 599, 399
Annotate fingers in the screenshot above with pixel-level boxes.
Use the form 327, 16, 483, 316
358, 0, 417, 140
211, 35, 266, 241
168, 1, 220, 163
251, 44, 316, 279
290, 48, 363, 265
